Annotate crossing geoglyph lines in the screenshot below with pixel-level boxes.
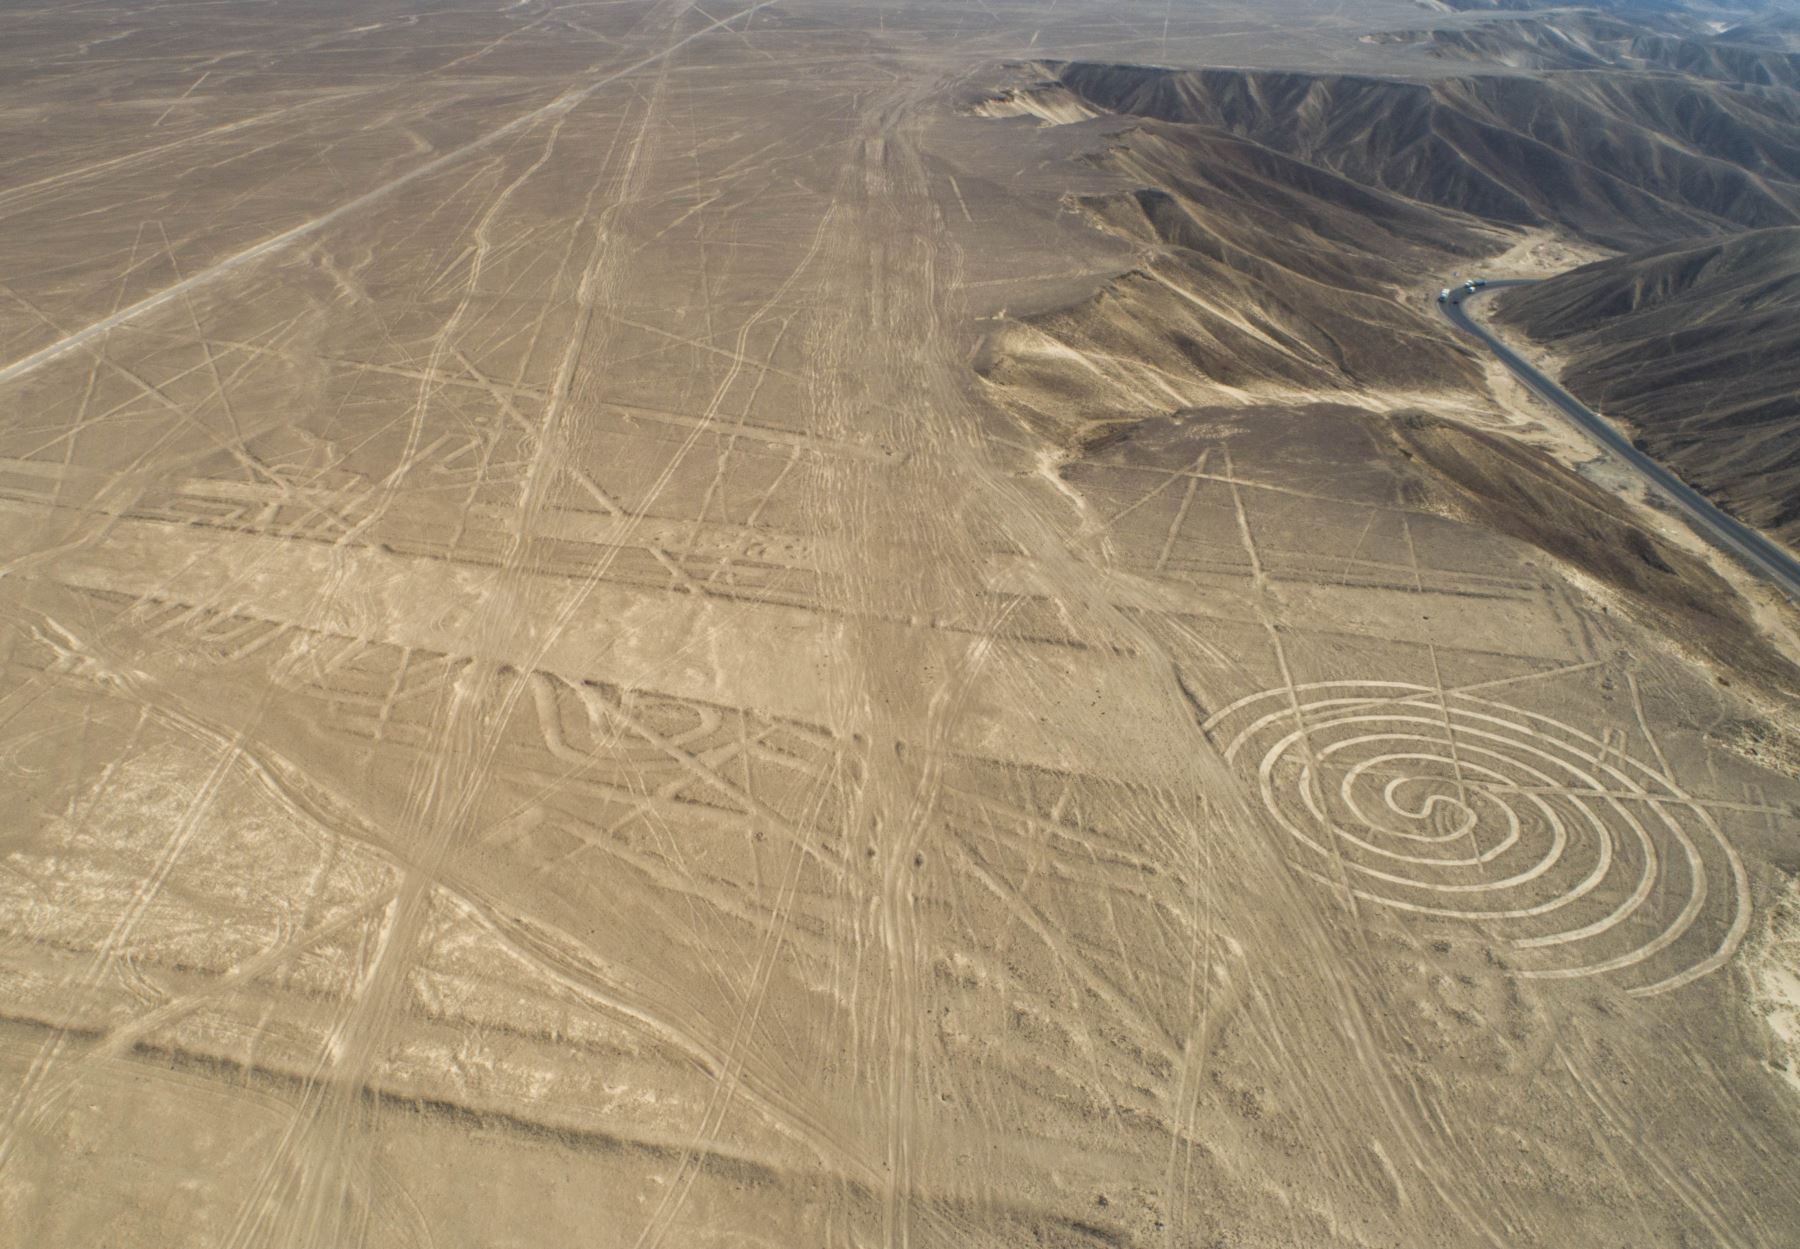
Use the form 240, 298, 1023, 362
1205, 681, 1752, 996
6, 0, 1800, 1240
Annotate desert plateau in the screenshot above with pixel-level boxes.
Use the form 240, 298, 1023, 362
2, 0, 1799, 1246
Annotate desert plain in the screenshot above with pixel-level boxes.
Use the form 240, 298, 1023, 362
2, 0, 1800, 1246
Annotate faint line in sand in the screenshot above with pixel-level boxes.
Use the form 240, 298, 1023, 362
0, 2, 780, 389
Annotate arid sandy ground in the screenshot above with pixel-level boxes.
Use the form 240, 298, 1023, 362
2, 2, 1799, 1246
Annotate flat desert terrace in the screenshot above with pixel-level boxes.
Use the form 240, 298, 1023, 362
1, 2, 1799, 1247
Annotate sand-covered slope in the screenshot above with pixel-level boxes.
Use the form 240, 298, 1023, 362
1495, 227, 1800, 543
973, 113, 1501, 435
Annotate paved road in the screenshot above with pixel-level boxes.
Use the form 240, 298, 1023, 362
1440, 279, 1800, 601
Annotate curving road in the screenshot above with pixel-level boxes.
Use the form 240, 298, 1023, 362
1439, 279, 1800, 601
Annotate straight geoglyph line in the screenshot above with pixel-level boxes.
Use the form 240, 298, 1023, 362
0, 2, 778, 389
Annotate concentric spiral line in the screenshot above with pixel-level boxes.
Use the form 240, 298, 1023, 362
1204, 682, 1750, 996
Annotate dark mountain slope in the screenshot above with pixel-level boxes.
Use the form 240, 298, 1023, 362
1494, 227, 1800, 542
1050, 62, 1800, 249
1374, 12, 1800, 86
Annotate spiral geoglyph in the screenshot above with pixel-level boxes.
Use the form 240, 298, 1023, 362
1205, 682, 1750, 996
